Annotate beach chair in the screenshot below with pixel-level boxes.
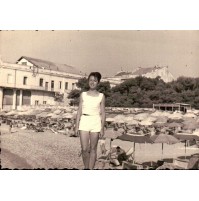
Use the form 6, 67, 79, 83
125, 147, 135, 162
98, 146, 135, 169
122, 161, 144, 170
156, 154, 199, 170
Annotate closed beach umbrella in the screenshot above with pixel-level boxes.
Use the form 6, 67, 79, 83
151, 134, 180, 160
117, 134, 153, 162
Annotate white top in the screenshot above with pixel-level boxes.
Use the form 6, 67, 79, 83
81, 92, 103, 116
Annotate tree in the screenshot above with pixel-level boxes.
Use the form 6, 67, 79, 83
68, 76, 199, 109
97, 81, 111, 97
76, 77, 89, 91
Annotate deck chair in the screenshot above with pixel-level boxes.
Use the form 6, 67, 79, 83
156, 154, 199, 170
125, 147, 135, 162
98, 146, 135, 169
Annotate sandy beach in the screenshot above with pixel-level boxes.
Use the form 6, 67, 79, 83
1, 123, 199, 169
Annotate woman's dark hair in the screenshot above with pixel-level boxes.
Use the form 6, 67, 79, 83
88, 72, 102, 82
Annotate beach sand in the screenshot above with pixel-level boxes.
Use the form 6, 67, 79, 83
1, 124, 199, 169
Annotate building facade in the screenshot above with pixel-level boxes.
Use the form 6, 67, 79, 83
0, 56, 84, 110
113, 66, 175, 83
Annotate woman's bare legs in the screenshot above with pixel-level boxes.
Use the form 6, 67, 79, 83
89, 132, 99, 169
80, 131, 90, 169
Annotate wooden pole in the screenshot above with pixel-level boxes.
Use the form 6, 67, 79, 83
133, 142, 135, 164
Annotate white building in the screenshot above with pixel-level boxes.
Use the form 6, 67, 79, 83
111, 66, 175, 83
0, 56, 84, 110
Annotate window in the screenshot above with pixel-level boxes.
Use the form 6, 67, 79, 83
39, 78, 44, 87
59, 81, 62, 89
7, 74, 13, 84
51, 80, 54, 89
23, 77, 27, 85
72, 83, 75, 90
35, 100, 39, 105
65, 82, 68, 90
22, 90, 31, 105
43, 101, 47, 105
22, 62, 27, 65
45, 82, 48, 90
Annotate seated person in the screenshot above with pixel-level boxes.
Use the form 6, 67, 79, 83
110, 146, 128, 166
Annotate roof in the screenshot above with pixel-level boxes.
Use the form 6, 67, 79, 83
16, 56, 82, 75
132, 67, 154, 75
115, 71, 131, 76
115, 66, 166, 77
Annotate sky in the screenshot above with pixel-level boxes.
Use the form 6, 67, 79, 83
0, 30, 199, 79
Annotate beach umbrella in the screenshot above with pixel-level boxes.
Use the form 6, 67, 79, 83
126, 119, 139, 126
46, 113, 54, 117
53, 109, 62, 115
62, 113, 73, 119
134, 113, 149, 121
168, 112, 183, 120
153, 122, 167, 127
151, 110, 165, 117
114, 119, 125, 124
167, 122, 183, 128
104, 128, 122, 140
174, 133, 199, 159
145, 117, 157, 122
50, 114, 59, 119
183, 113, 197, 118
113, 114, 125, 123
151, 134, 180, 160
117, 134, 153, 162
64, 122, 73, 128
4, 110, 18, 116
36, 112, 49, 118
182, 117, 196, 123
183, 122, 199, 130
139, 120, 153, 126
106, 117, 115, 122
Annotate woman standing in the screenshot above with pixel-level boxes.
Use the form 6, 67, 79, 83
75, 72, 106, 169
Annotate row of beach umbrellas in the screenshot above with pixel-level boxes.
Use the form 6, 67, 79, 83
104, 128, 199, 162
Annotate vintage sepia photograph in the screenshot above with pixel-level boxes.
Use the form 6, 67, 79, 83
0, 30, 199, 170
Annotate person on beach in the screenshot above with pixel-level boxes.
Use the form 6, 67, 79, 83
110, 146, 127, 166
9, 120, 13, 133
75, 72, 106, 170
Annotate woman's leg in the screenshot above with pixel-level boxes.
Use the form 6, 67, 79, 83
89, 132, 99, 169
80, 131, 90, 169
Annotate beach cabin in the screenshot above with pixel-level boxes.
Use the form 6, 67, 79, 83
153, 103, 191, 113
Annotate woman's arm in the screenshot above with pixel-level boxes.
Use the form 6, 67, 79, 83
75, 93, 83, 135
100, 94, 106, 138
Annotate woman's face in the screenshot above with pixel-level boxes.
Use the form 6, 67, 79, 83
88, 75, 99, 90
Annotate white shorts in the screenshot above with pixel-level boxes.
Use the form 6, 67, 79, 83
79, 115, 101, 133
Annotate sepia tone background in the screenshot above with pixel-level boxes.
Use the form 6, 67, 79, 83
1, 30, 199, 79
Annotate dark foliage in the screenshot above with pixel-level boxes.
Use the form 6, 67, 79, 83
68, 76, 199, 109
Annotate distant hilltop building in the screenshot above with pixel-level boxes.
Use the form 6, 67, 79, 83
108, 66, 174, 83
